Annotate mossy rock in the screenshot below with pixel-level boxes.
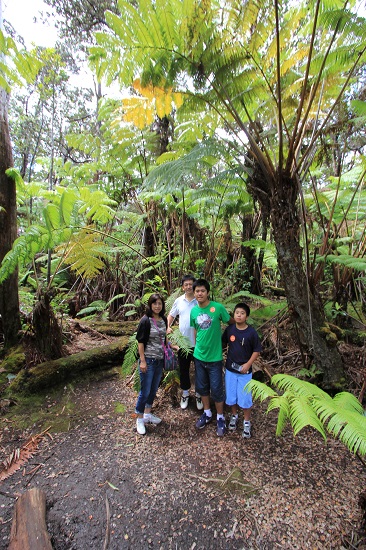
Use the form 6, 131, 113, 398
0, 345, 26, 373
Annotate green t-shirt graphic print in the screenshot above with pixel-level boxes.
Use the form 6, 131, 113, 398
190, 301, 231, 362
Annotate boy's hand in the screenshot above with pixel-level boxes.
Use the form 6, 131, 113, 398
240, 363, 250, 374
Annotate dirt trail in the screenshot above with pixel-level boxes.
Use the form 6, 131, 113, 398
0, 370, 365, 549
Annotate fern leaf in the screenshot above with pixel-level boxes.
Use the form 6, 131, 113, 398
332, 411, 366, 456
326, 254, 366, 272
59, 232, 108, 279
166, 324, 192, 352
263, 393, 291, 436
313, 397, 366, 455
271, 374, 331, 401
288, 394, 327, 440
121, 335, 138, 377
0, 225, 52, 283
247, 379, 277, 401
332, 392, 364, 414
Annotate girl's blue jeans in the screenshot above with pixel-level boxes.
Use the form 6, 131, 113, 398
135, 358, 164, 414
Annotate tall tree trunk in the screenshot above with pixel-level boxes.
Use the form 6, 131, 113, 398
269, 170, 345, 390
0, 85, 21, 347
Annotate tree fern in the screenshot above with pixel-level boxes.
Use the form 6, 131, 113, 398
59, 231, 108, 279
121, 334, 138, 377
247, 375, 366, 456
287, 393, 328, 439
326, 254, 366, 272
0, 170, 116, 285
271, 374, 332, 400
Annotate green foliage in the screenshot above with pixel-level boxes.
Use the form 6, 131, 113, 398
297, 364, 323, 379
121, 335, 138, 377
0, 170, 116, 285
0, 31, 42, 91
325, 254, 366, 272
76, 294, 127, 319
76, 300, 108, 319
248, 374, 366, 456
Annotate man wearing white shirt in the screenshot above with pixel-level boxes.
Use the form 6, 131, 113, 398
167, 275, 203, 410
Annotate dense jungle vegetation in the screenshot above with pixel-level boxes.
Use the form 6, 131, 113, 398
0, 0, 365, 398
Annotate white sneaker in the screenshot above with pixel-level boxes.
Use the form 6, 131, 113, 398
144, 413, 162, 425
242, 421, 251, 439
196, 395, 203, 411
180, 394, 189, 409
136, 418, 146, 435
228, 415, 238, 431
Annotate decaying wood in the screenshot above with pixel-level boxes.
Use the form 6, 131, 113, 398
9, 337, 131, 394
72, 319, 137, 337
8, 488, 53, 550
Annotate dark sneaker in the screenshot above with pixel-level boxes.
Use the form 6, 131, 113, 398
242, 421, 251, 438
216, 417, 226, 437
228, 415, 238, 432
196, 412, 212, 429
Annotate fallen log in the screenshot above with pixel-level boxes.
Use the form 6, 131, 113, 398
8, 488, 53, 550
8, 337, 132, 394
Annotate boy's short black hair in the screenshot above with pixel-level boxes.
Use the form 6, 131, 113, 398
234, 302, 250, 316
181, 274, 196, 286
193, 278, 210, 292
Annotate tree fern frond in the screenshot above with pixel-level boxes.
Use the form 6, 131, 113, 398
250, 375, 366, 456
78, 188, 117, 224
162, 369, 180, 391
167, 328, 192, 356
246, 379, 277, 401
133, 367, 140, 392
59, 232, 108, 279
313, 395, 366, 455
332, 392, 365, 414
351, 99, 366, 117
332, 411, 366, 456
326, 254, 366, 272
271, 374, 331, 400
0, 226, 52, 284
288, 394, 327, 439
165, 288, 181, 312
121, 334, 138, 377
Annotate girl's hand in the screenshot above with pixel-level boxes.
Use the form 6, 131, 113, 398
139, 360, 147, 373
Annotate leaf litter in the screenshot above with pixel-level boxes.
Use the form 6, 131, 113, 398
0, 356, 365, 549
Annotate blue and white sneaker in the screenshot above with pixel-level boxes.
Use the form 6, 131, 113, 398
216, 417, 226, 437
228, 415, 238, 431
196, 412, 212, 429
242, 421, 251, 438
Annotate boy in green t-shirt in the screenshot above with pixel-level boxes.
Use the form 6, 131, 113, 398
190, 278, 233, 436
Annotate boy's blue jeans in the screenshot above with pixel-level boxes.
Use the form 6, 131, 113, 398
135, 358, 164, 414
194, 359, 224, 403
